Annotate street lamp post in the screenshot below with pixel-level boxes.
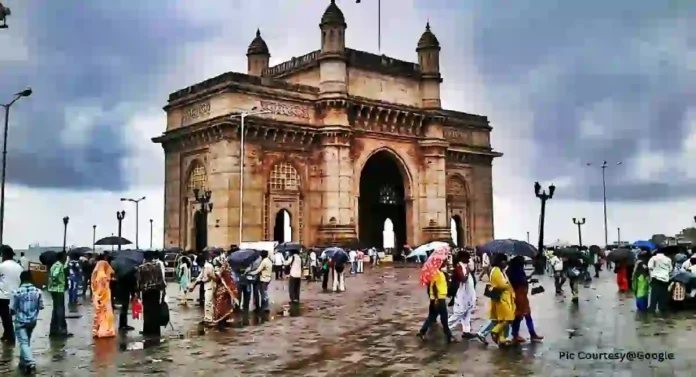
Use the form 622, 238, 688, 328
116, 210, 125, 251
617, 227, 621, 244
534, 181, 555, 274
0, 88, 32, 245
62, 216, 69, 252
193, 188, 213, 251
587, 161, 622, 249
355, 0, 382, 52
572, 218, 586, 247
229, 108, 270, 244
92, 225, 97, 251
527, 231, 530, 243
149, 219, 153, 249
121, 196, 145, 249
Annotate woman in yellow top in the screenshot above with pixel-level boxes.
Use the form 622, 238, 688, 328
475, 253, 515, 346
416, 258, 456, 344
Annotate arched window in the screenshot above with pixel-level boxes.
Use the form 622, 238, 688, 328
188, 163, 207, 193
268, 162, 300, 192
447, 176, 468, 198
379, 185, 398, 205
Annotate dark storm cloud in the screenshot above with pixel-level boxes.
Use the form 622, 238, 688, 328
0, 1, 212, 190
466, 0, 696, 202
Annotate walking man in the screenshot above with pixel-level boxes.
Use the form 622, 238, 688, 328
12, 271, 43, 374
48, 252, 72, 338
0, 246, 22, 345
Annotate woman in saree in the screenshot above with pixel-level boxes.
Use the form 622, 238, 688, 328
213, 260, 239, 329
91, 256, 116, 338
615, 260, 629, 292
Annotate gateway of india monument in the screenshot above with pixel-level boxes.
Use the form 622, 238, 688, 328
153, 0, 502, 252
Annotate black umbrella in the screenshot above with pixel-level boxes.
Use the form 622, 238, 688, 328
164, 246, 183, 254
39, 250, 58, 266
111, 250, 145, 278
657, 245, 682, 255
275, 242, 303, 253
68, 247, 92, 258
606, 248, 636, 263
554, 247, 583, 259
227, 249, 260, 267
323, 247, 349, 264
671, 271, 696, 290
95, 236, 132, 246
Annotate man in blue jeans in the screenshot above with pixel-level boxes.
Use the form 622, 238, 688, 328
13, 271, 44, 374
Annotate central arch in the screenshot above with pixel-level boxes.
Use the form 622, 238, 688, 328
358, 150, 409, 251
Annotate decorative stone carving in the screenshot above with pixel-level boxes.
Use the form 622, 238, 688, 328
181, 101, 211, 124
443, 127, 470, 143
260, 100, 310, 119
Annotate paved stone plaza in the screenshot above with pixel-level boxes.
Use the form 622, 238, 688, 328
0, 266, 692, 377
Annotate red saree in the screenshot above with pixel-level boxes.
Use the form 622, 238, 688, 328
214, 261, 239, 323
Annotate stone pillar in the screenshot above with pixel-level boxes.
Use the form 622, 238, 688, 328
419, 119, 450, 242
206, 139, 237, 247
315, 124, 356, 246
471, 158, 495, 245
163, 150, 181, 249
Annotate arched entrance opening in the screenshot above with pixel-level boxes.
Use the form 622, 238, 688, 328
273, 209, 292, 243
359, 150, 407, 251
450, 215, 463, 247
383, 218, 395, 249
193, 209, 208, 252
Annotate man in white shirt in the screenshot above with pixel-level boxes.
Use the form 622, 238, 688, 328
19, 252, 28, 271
349, 250, 357, 274
308, 250, 318, 281
0, 246, 23, 344
285, 251, 302, 303
647, 250, 672, 313
273, 251, 285, 280
190, 256, 216, 324
549, 254, 565, 294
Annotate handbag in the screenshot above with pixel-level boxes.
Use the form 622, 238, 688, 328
159, 297, 171, 328
484, 284, 502, 300
530, 283, 545, 295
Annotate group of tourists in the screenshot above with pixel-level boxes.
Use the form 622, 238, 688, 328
418, 248, 544, 347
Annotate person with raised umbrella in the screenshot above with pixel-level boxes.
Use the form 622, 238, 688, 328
416, 252, 456, 344
135, 250, 166, 338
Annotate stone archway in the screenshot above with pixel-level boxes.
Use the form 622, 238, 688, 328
273, 209, 292, 243
358, 150, 409, 251
450, 215, 464, 247
265, 161, 303, 244
447, 175, 471, 246
184, 160, 208, 250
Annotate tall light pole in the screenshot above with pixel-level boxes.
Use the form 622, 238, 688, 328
116, 211, 125, 251
355, 0, 382, 52
0, 88, 32, 245
121, 196, 145, 249
149, 219, 153, 249
92, 225, 97, 251
587, 161, 622, 249
229, 108, 270, 244
527, 231, 530, 243
572, 218, 586, 247
534, 181, 555, 274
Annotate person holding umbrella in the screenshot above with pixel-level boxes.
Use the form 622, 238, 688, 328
135, 251, 166, 338
417, 255, 456, 344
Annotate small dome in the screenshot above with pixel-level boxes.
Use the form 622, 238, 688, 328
417, 22, 440, 50
247, 29, 270, 56
320, 0, 346, 27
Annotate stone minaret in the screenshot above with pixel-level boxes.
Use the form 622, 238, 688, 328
416, 22, 442, 109
318, 0, 347, 99
247, 29, 270, 76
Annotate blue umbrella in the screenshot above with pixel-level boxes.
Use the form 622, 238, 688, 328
323, 247, 349, 264
478, 239, 538, 259
633, 241, 655, 250
227, 249, 259, 267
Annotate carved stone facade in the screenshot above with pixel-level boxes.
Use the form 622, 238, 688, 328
153, 1, 502, 250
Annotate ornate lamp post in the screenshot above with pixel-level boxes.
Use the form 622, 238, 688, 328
0, 2, 10, 29
534, 181, 555, 274
62, 217, 69, 252
572, 218, 586, 247
193, 188, 213, 251
116, 210, 125, 251
0, 88, 32, 245
92, 224, 97, 251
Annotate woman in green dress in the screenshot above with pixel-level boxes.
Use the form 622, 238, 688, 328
632, 251, 650, 312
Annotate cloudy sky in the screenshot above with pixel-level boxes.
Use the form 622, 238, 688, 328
0, 0, 694, 249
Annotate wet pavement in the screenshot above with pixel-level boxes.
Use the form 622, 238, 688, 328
0, 266, 694, 377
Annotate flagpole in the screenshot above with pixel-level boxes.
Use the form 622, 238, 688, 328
356, 0, 381, 53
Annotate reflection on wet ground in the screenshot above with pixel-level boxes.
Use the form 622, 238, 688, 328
0, 266, 694, 376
